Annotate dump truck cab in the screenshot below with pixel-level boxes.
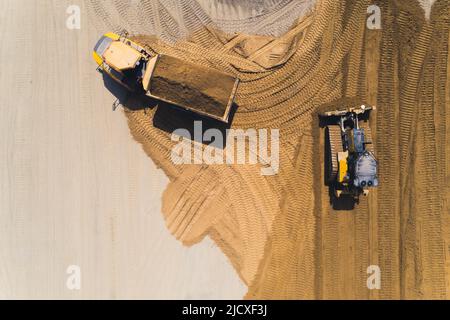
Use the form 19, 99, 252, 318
93, 33, 149, 92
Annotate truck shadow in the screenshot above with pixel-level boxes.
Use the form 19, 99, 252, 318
102, 72, 238, 149
102, 73, 159, 110
153, 102, 238, 149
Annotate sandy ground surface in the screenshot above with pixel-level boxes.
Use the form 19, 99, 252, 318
0, 0, 246, 299
102, 0, 449, 300
1, 0, 447, 301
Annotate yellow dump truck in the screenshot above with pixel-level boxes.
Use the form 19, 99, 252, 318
93, 32, 239, 123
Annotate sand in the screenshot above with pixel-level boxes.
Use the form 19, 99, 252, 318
1, 0, 448, 300
0, 0, 245, 299
102, 0, 450, 299
149, 54, 237, 120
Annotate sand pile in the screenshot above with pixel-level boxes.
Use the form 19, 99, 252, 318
87, 0, 450, 299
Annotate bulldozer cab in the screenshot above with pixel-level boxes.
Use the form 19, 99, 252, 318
347, 129, 365, 153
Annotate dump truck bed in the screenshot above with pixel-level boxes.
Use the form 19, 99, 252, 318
143, 54, 239, 123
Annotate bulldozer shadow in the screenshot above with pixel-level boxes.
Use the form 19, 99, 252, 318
328, 186, 357, 211
323, 135, 357, 211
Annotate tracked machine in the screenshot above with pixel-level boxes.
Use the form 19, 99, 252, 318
320, 104, 379, 200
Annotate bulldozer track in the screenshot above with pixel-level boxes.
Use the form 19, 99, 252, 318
325, 126, 342, 183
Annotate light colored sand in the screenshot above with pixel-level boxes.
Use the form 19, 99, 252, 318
418, 0, 437, 20
86, 0, 316, 41
1, 0, 445, 300
0, 0, 245, 299
116, 0, 450, 299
